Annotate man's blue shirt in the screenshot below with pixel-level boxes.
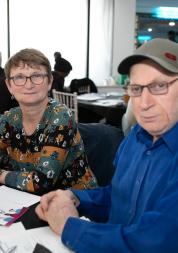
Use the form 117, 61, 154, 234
61, 123, 178, 253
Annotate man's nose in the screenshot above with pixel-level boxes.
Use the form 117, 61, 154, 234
140, 87, 155, 109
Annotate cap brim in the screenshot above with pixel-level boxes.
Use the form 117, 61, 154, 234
118, 54, 178, 75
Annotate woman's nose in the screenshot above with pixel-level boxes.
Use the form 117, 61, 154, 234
24, 77, 34, 88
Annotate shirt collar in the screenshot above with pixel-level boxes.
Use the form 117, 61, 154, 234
136, 123, 178, 154
162, 123, 178, 154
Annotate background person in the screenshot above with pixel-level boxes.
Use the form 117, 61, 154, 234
0, 48, 97, 195
167, 30, 177, 42
50, 52, 72, 96
0, 51, 18, 114
36, 38, 178, 252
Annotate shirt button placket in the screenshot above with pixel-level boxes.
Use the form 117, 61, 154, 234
146, 150, 151, 155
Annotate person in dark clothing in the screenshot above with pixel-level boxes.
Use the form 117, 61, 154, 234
49, 70, 65, 97
167, 30, 177, 42
0, 53, 18, 114
50, 52, 72, 96
54, 52, 72, 78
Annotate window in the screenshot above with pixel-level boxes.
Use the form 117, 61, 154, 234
0, 0, 8, 66
89, 0, 114, 84
1, 0, 114, 85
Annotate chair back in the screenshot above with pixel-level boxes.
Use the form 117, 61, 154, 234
78, 123, 124, 186
52, 89, 78, 122
70, 78, 98, 95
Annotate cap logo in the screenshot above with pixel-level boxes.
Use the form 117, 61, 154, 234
164, 52, 177, 61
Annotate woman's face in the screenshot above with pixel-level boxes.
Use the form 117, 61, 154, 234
6, 63, 52, 107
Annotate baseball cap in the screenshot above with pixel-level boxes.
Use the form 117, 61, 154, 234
118, 38, 178, 74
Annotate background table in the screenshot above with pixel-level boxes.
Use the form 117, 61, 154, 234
77, 93, 126, 127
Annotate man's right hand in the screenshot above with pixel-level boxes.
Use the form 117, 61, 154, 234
35, 189, 80, 235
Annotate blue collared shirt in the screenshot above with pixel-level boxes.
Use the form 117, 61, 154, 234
62, 123, 178, 253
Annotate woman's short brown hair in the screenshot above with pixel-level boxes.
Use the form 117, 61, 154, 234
4, 48, 52, 81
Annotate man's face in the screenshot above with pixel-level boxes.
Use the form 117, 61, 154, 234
130, 59, 178, 140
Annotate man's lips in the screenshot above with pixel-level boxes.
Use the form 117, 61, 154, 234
141, 115, 158, 121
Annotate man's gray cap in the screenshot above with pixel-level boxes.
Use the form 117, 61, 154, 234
118, 38, 178, 74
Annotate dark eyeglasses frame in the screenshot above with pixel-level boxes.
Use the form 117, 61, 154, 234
9, 73, 48, 86
124, 77, 178, 97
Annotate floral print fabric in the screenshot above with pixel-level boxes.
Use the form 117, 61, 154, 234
0, 99, 97, 194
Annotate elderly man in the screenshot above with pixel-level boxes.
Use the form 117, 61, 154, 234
36, 38, 178, 253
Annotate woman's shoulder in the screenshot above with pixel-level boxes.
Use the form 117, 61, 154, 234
0, 107, 21, 132
0, 106, 21, 123
48, 98, 70, 114
46, 98, 74, 125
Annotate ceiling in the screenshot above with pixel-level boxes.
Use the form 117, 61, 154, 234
136, 0, 178, 14
136, 0, 178, 41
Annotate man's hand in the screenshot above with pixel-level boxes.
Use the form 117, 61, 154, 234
35, 190, 79, 235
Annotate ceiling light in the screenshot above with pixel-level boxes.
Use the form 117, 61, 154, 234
169, 21, 175, 26
138, 35, 152, 42
148, 28, 152, 32
153, 7, 178, 19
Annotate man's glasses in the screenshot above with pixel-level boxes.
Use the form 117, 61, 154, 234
9, 73, 48, 86
125, 78, 178, 97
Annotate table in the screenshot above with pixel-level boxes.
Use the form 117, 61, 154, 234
77, 92, 126, 127
18, 202, 48, 229
0, 186, 72, 253
0, 185, 45, 229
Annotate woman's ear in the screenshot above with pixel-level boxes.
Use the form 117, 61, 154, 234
48, 74, 53, 92
5, 79, 12, 94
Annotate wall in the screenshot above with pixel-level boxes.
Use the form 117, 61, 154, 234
112, 0, 136, 77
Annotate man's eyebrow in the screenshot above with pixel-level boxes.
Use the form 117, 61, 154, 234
132, 79, 168, 85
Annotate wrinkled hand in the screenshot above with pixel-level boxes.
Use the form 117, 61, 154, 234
35, 190, 79, 235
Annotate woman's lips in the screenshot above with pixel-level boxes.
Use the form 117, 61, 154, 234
23, 92, 36, 95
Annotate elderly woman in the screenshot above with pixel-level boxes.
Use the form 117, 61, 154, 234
0, 48, 97, 195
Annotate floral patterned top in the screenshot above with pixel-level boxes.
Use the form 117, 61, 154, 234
0, 99, 97, 195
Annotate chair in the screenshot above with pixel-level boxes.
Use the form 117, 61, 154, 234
69, 78, 98, 95
122, 98, 136, 136
78, 123, 124, 186
52, 89, 78, 122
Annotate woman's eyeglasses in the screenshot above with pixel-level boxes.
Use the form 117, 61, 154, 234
9, 73, 48, 86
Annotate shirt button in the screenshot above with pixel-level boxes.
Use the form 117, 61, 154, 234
136, 179, 140, 185
146, 150, 151, 155
129, 208, 135, 215
65, 241, 73, 250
